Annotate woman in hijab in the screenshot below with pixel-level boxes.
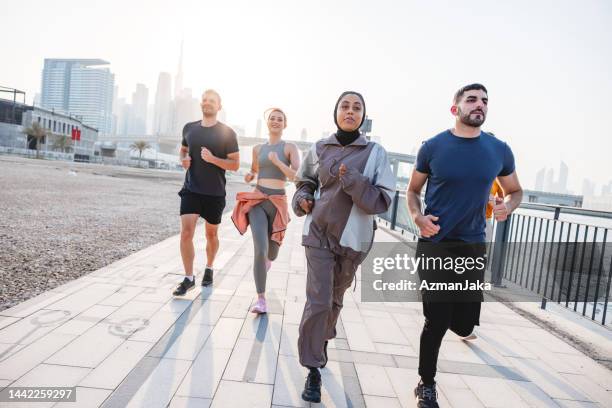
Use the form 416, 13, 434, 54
292, 91, 397, 402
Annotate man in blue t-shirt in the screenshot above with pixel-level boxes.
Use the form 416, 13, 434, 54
407, 84, 523, 408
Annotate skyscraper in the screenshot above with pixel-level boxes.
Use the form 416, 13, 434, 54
173, 88, 200, 135
174, 40, 184, 99
544, 168, 555, 193
129, 83, 149, 135
153, 72, 172, 135
41, 58, 114, 134
582, 179, 595, 197
535, 167, 545, 191
255, 119, 262, 139
558, 161, 569, 194
602, 181, 612, 196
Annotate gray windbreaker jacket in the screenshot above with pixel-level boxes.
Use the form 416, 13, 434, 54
292, 134, 397, 261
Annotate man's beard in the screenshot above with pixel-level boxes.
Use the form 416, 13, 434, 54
458, 107, 486, 127
202, 108, 216, 118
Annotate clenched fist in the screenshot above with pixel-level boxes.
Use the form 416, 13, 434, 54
201, 147, 215, 163
181, 156, 191, 170
415, 214, 441, 238
300, 198, 314, 214
492, 196, 509, 222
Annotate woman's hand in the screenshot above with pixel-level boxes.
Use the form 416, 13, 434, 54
299, 198, 314, 214
244, 171, 255, 183
268, 151, 280, 166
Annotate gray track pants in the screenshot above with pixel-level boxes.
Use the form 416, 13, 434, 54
298, 246, 359, 368
247, 185, 283, 294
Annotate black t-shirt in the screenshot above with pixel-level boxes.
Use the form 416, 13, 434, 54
181, 120, 239, 196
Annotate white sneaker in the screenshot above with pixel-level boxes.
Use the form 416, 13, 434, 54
460, 332, 477, 341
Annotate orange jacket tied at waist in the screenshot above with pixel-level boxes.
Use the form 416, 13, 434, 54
231, 189, 290, 246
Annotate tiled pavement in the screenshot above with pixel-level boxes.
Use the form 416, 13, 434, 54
1, 213, 611, 407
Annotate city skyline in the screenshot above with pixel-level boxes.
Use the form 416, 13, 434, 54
2, 0, 611, 193
40, 59, 114, 134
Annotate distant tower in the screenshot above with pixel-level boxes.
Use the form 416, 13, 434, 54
174, 39, 184, 99
130, 83, 149, 135
535, 168, 545, 191
544, 168, 555, 193
558, 161, 569, 194
582, 179, 595, 197
153, 72, 172, 135
41, 58, 114, 134
218, 109, 227, 124
255, 119, 262, 138
301, 128, 308, 141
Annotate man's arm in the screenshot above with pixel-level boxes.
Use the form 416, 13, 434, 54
407, 169, 440, 238
179, 145, 188, 159
407, 169, 427, 220
179, 145, 191, 170
495, 171, 523, 221
201, 148, 240, 171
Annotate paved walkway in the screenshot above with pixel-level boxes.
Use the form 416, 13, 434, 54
0, 214, 611, 408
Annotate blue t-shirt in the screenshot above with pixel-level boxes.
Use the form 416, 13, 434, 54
415, 130, 515, 242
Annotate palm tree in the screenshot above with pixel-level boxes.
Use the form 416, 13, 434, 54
22, 122, 48, 159
52, 134, 73, 153
130, 141, 151, 167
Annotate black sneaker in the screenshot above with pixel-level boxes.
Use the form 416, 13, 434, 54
414, 381, 439, 408
301, 368, 321, 403
201, 268, 213, 286
173, 277, 195, 296
321, 340, 329, 368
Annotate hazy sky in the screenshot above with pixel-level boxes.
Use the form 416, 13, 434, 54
3, 0, 611, 193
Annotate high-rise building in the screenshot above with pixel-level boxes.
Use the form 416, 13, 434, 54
173, 88, 200, 135
301, 128, 308, 141
544, 168, 555, 193
558, 161, 568, 194
174, 40, 184, 99
232, 125, 245, 137
218, 109, 227, 124
535, 167, 545, 191
602, 181, 612, 196
582, 178, 595, 197
153, 72, 172, 135
129, 83, 148, 135
111, 85, 120, 135
113, 97, 130, 136
255, 119, 262, 138
41, 58, 114, 134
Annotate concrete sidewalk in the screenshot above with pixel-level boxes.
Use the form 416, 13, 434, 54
0, 215, 610, 407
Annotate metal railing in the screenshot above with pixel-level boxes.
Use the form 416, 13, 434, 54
379, 190, 612, 326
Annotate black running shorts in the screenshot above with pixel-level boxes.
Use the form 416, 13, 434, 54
179, 188, 226, 225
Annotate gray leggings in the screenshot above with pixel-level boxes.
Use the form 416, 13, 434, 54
248, 185, 285, 293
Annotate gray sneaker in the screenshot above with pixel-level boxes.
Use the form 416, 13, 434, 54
414, 381, 439, 408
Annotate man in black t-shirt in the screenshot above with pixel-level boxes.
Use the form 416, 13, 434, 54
173, 89, 240, 296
